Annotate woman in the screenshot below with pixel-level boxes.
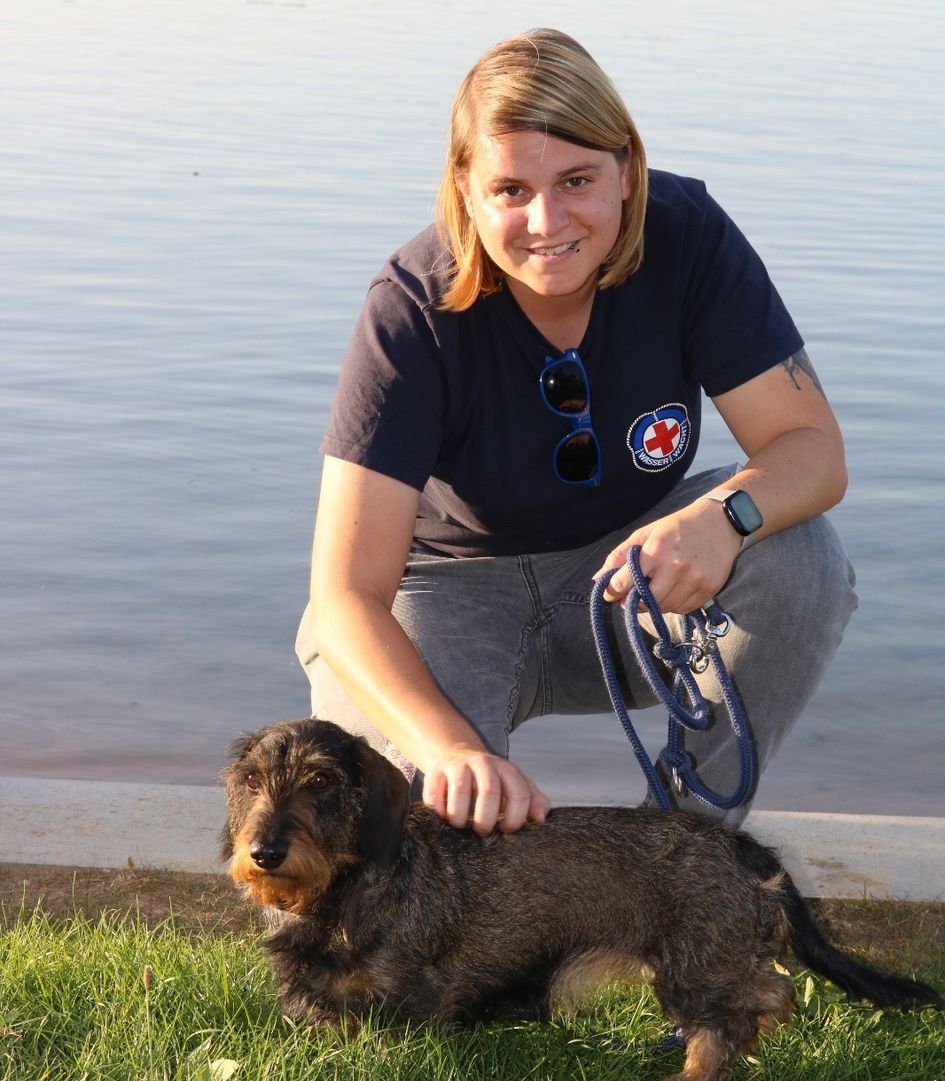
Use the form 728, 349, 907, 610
296, 28, 856, 836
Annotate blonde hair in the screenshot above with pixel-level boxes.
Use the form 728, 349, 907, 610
436, 28, 648, 312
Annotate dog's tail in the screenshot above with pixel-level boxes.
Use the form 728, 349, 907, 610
735, 832, 942, 1011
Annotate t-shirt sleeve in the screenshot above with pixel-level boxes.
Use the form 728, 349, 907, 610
683, 191, 803, 397
320, 279, 447, 491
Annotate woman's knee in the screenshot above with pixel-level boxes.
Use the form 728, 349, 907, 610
727, 516, 857, 638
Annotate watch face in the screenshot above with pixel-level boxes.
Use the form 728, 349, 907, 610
727, 490, 763, 535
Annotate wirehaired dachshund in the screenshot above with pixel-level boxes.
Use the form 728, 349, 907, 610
221, 719, 940, 1081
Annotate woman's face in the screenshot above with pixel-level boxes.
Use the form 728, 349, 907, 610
458, 128, 631, 311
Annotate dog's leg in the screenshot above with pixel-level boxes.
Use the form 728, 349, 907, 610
662, 1023, 741, 1081
302, 1003, 361, 1038
661, 966, 796, 1081
750, 967, 796, 1036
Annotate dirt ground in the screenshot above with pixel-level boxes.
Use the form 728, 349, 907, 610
0, 863, 259, 934
1, 862, 944, 978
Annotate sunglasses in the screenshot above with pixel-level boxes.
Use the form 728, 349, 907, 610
539, 349, 602, 486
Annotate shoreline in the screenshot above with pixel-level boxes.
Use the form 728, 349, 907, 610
2, 775, 942, 901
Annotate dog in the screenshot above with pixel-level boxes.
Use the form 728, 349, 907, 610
221, 719, 941, 1081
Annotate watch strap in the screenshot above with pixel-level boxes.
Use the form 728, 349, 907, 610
700, 487, 737, 505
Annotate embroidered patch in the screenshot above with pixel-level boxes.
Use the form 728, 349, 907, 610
627, 403, 691, 472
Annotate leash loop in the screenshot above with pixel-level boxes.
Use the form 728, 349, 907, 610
590, 546, 755, 812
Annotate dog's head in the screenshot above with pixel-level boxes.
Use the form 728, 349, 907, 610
220, 719, 411, 914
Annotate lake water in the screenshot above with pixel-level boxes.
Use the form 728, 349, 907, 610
2, 0, 943, 816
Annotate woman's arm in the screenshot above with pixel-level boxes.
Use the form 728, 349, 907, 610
597, 348, 847, 612
309, 455, 549, 834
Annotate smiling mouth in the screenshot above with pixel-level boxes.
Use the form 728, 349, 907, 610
531, 241, 580, 257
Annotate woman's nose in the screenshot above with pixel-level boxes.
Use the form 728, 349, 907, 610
527, 191, 568, 236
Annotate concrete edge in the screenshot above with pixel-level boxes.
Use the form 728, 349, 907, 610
2, 776, 943, 901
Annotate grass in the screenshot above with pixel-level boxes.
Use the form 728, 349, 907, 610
1, 899, 942, 1081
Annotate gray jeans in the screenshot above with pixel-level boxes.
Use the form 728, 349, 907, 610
295, 465, 857, 827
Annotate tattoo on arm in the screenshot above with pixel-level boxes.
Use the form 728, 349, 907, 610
781, 348, 826, 398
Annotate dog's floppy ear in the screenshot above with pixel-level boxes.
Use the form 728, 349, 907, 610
353, 739, 410, 868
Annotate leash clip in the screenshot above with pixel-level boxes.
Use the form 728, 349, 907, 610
687, 643, 710, 673
687, 606, 733, 673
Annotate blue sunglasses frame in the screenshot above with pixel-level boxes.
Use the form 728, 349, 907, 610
539, 349, 602, 487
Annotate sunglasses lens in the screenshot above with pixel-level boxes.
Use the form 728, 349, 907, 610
541, 361, 587, 414
555, 431, 600, 483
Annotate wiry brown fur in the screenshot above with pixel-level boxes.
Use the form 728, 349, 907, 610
221, 719, 941, 1081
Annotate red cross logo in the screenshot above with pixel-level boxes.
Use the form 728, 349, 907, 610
628, 403, 690, 473
644, 419, 680, 458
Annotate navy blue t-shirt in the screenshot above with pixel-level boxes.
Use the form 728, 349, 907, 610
322, 170, 803, 556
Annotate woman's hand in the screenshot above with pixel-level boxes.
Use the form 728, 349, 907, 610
595, 499, 742, 614
596, 349, 848, 615
422, 746, 551, 836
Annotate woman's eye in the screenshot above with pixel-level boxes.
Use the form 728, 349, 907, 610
564, 176, 589, 189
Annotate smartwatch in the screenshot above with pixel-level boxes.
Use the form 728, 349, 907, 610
700, 488, 763, 538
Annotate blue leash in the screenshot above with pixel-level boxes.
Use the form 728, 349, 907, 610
590, 545, 755, 811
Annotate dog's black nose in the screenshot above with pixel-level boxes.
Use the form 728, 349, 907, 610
250, 839, 289, 870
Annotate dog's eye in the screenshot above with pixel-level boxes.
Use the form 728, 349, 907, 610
310, 772, 331, 791
245, 772, 260, 792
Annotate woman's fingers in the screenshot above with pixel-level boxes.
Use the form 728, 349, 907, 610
422, 749, 549, 835
593, 504, 741, 613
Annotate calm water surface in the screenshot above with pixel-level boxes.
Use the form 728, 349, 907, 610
2, 0, 943, 815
